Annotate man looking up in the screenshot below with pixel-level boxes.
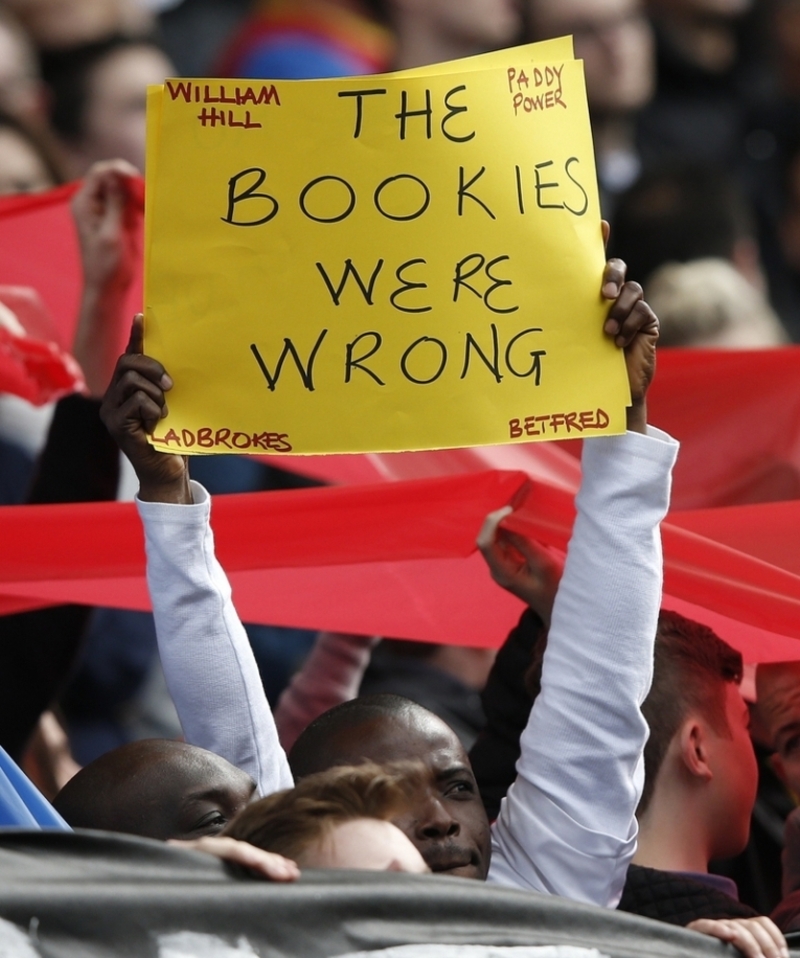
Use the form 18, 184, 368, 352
101, 262, 670, 906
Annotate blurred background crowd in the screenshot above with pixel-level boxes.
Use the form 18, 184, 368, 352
1, 0, 800, 916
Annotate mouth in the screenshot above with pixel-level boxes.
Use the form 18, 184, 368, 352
425, 850, 481, 880
434, 862, 482, 879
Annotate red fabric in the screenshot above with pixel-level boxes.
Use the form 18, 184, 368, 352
0, 327, 83, 405
0, 471, 526, 582
4, 184, 800, 659
1, 465, 800, 660
0, 287, 85, 404
631, 347, 800, 510
0, 180, 144, 352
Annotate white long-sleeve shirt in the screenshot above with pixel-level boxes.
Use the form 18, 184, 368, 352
137, 426, 678, 907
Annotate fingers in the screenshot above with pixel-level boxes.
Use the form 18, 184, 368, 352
687, 918, 788, 958
506, 531, 565, 578
72, 160, 138, 217
113, 357, 171, 404
611, 299, 659, 349
601, 258, 626, 300
603, 281, 659, 347
744, 918, 788, 958
104, 349, 173, 439
601, 220, 610, 250
604, 280, 642, 335
168, 837, 300, 883
476, 505, 513, 552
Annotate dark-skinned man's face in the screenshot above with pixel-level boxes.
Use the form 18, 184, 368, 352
55, 740, 257, 841
319, 712, 491, 880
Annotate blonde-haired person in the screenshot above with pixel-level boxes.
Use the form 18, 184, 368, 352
224, 761, 430, 873
646, 258, 787, 349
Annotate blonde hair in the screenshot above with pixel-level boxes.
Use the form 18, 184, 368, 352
646, 258, 786, 348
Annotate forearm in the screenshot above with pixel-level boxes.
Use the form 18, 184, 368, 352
72, 284, 130, 399
137, 482, 292, 795
489, 426, 678, 906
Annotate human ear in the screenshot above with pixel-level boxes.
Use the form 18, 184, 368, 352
678, 720, 713, 782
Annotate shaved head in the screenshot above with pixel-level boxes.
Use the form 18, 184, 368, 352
54, 739, 255, 841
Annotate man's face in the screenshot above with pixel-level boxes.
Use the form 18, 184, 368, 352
297, 818, 430, 873
108, 746, 258, 841
163, 761, 258, 841
706, 685, 758, 858
76, 44, 173, 174
3, 0, 152, 47
529, 0, 654, 114
419, 0, 522, 50
757, 662, 800, 795
334, 712, 492, 880
0, 24, 42, 124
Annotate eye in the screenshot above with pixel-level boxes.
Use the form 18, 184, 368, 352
445, 779, 476, 799
192, 811, 228, 835
782, 735, 800, 757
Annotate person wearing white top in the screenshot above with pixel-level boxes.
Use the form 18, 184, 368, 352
101, 261, 667, 906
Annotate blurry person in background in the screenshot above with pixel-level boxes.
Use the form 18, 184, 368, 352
755, 662, 800, 932
0, 6, 49, 127
611, 166, 765, 292
1, 0, 153, 49
526, 0, 655, 210
40, 35, 174, 176
610, 163, 800, 339
218, 0, 521, 81
645, 258, 787, 348
637, 0, 766, 173
0, 105, 65, 502
360, 640, 496, 751
386, 0, 521, 70
216, 0, 394, 79
0, 109, 63, 195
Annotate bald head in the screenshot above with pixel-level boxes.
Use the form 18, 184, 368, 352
54, 739, 255, 841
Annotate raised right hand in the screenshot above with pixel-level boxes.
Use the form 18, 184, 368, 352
100, 314, 191, 503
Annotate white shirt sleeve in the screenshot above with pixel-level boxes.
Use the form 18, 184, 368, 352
136, 481, 293, 796
487, 427, 679, 907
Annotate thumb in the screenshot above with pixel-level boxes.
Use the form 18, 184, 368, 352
125, 314, 144, 355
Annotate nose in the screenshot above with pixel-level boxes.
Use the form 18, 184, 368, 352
416, 794, 460, 840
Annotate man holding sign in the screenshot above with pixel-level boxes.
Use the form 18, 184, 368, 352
101, 258, 674, 906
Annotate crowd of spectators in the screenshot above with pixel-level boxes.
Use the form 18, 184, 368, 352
5, 0, 800, 954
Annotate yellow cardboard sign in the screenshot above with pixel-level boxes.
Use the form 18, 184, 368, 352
145, 41, 629, 456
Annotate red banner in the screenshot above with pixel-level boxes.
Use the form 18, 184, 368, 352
3, 183, 800, 662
